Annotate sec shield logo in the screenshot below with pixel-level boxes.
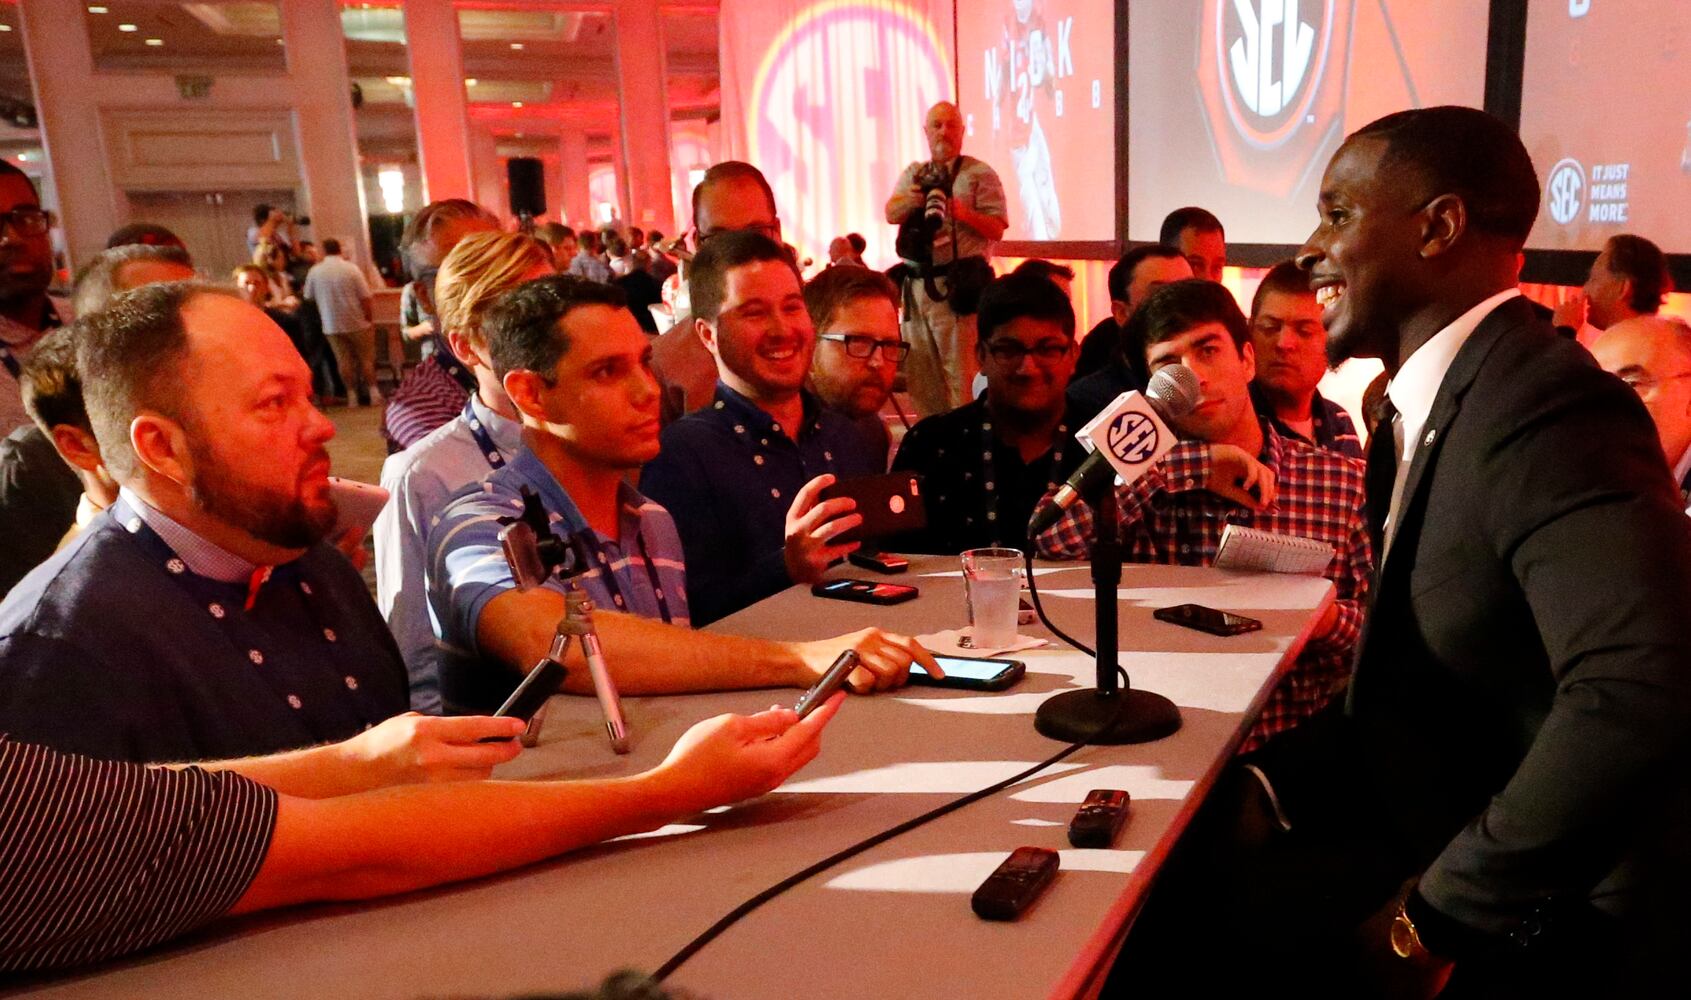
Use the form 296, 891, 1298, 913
1198, 0, 1350, 196
1107, 412, 1160, 466
1546, 158, 1585, 226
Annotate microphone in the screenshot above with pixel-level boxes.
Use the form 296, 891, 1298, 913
1027, 364, 1201, 538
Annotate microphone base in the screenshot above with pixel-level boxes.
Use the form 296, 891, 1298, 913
1034, 688, 1182, 745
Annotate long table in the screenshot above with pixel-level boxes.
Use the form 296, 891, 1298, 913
12, 558, 1333, 1000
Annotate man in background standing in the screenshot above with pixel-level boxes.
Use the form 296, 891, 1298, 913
1159, 207, 1227, 282
302, 238, 377, 406
886, 101, 1008, 417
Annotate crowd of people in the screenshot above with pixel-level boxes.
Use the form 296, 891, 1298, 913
0, 100, 1687, 997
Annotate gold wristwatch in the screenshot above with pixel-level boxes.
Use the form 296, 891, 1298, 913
1390, 900, 1428, 960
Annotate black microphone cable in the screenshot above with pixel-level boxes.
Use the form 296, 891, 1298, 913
653, 558, 1129, 982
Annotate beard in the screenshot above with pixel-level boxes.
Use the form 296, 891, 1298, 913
185, 436, 336, 551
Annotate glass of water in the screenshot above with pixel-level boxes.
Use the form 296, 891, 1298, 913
961, 547, 1024, 650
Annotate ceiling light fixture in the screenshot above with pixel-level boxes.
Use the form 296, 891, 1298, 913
465, 78, 478, 86
88, 5, 109, 13
0, 25, 12, 33
118, 23, 138, 32
511, 101, 523, 108
510, 42, 524, 50
145, 37, 163, 46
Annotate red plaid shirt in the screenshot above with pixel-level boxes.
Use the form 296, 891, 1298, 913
1035, 421, 1373, 751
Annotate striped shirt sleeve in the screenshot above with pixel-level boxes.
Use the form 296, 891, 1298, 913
0, 736, 278, 974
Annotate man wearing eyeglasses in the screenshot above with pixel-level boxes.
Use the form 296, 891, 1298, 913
1591, 315, 1691, 514
890, 270, 1086, 554
0, 161, 65, 439
803, 266, 905, 469
651, 162, 785, 426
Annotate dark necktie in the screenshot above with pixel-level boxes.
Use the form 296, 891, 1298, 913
1364, 397, 1400, 554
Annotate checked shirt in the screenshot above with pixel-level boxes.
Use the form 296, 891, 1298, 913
1035, 420, 1373, 751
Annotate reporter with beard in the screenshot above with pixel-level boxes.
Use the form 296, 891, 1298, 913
0, 282, 516, 766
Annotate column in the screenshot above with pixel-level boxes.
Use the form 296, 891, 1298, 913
17, 0, 116, 267
285, 0, 372, 268
403, 0, 475, 204
559, 130, 591, 226
471, 127, 505, 222
612, 0, 676, 233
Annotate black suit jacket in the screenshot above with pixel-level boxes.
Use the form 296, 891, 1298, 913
1350, 296, 1691, 941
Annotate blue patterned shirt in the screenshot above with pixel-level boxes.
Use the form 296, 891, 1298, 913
426, 447, 689, 714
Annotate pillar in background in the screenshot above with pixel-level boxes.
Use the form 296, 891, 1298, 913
403, 0, 475, 204
281, 0, 372, 269
612, 0, 676, 233
559, 130, 591, 226
471, 127, 505, 222
16, 0, 113, 266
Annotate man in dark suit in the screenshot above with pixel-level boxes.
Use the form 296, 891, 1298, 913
1114, 107, 1691, 999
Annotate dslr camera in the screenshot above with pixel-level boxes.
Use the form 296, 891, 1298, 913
912, 161, 953, 233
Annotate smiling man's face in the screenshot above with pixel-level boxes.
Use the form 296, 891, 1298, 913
1299, 136, 1431, 368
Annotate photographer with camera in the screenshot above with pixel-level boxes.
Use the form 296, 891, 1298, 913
885, 101, 1008, 418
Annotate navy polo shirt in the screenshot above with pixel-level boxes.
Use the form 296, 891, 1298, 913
640, 382, 883, 624
0, 498, 408, 764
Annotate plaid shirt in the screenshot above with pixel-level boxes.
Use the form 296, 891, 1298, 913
1035, 421, 1372, 751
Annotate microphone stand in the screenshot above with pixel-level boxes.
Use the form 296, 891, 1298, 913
1033, 477, 1182, 744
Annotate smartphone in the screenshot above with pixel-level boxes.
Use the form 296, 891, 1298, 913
971, 846, 1060, 921
328, 477, 390, 538
849, 550, 910, 574
479, 658, 568, 742
909, 654, 1025, 691
794, 650, 859, 719
811, 578, 920, 605
819, 472, 927, 545
1153, 603, 1263, 636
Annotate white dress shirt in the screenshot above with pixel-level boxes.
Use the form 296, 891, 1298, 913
1380, 288, 1522, 554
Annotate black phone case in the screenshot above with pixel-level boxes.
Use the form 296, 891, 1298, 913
1153, 604, 1263, 636
811, 579, 920, 605
493, 659, 567, 723
909, 659, 1026, 691
971, 847, 1060, 920
820, 473, 927, 544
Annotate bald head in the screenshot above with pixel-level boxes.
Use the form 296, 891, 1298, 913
925, 102, 964, 163
1592, 315, 1691, 466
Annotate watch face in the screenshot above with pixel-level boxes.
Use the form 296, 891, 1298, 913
1390, 913, 1418, 959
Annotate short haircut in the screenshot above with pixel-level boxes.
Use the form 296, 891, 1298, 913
252, 203, 273, 226
434, 231, 553, 345
687, 230, 802, 323
20, 327, 88, 433
1249, 260, 1314, 320
1012, 259, 1075, 284
1108, 244, 1185, 302
846, 233, 867, 255
648, 230, 665, 244
1349, 105, 1539, 245
72, 243, 195, 317
534, 222, 567, 245
321, 237, 342, 255
629, 227, 644, 240
484, 274, 630, 382
803, 265, 898, 330
77, 281, 237, 478
106, 222, 184, 250
1603, 234, 1673, 314
231, 262, 267, 283
691, 161, 777, 227
976, 270, 1076, 342
1131, 279, 1251, 355
399, 198, 498, 270
1159, 207, 1225, 246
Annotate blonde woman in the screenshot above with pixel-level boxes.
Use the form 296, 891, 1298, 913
374, 230, 553, 712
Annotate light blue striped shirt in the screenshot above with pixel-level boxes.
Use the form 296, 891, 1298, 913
425, 447, 689, 713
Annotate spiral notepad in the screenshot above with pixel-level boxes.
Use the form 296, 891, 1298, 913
1213, 524, 1335, 575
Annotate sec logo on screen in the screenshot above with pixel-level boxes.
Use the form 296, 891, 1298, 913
1546, 158, 1585, 226
1107, 412, 1159, 465
1198, 0, 1349, 197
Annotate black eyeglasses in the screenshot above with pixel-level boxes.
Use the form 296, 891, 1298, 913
0, 207, 49, 238
984, 339, 1071, 365
818, 333, 910, 362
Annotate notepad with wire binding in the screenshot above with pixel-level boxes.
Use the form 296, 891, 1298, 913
1213, 524, 1335, 575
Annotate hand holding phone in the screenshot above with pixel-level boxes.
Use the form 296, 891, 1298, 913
795, 650, 860, 719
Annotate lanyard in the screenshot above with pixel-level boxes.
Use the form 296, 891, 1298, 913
549, 509, 674, 625
462, 398, 509, 470
113, 499, 384, 733
978, 405, 1067, 548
